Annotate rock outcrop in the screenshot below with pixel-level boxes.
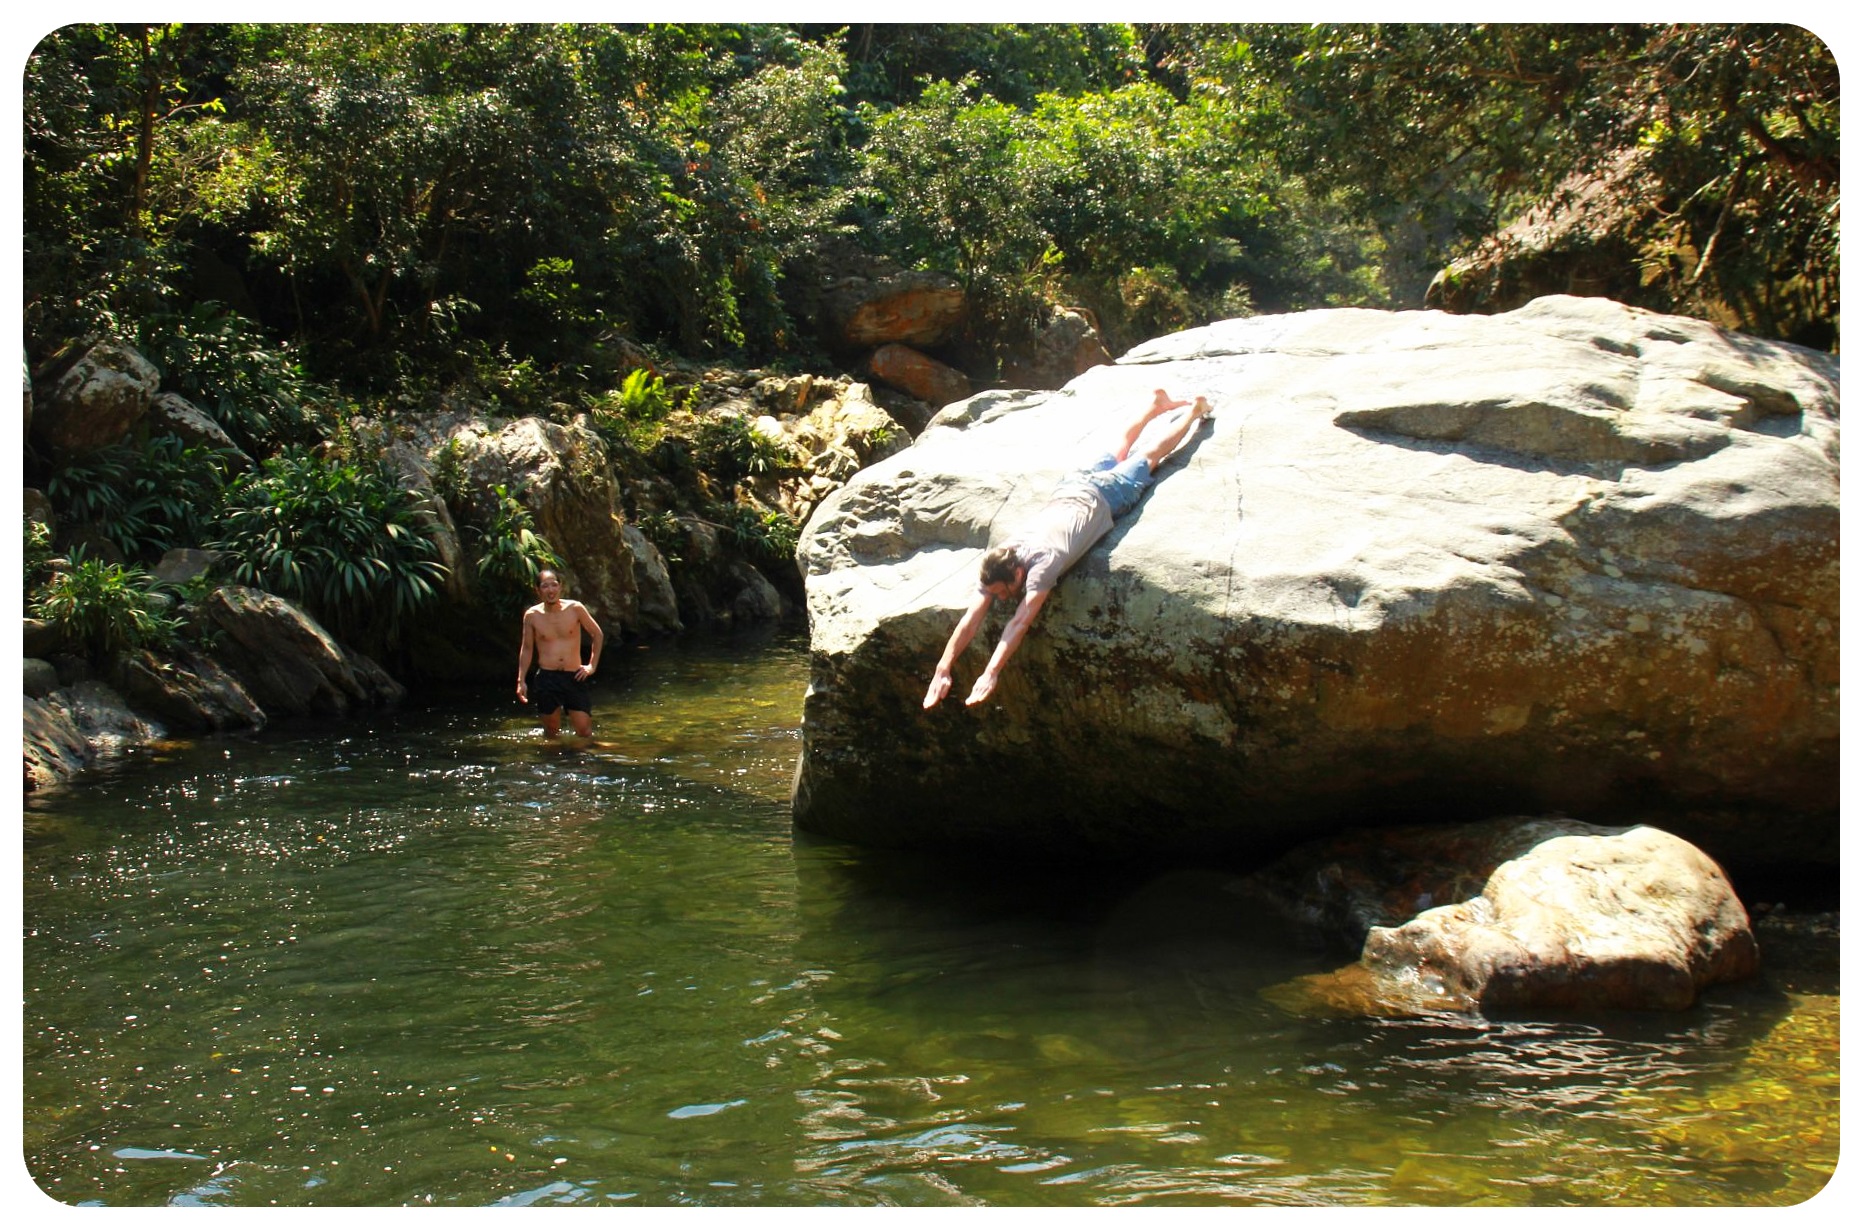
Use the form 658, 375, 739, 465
868, 342, 971, 409
197, 586, 405, 718
145, 391, 251, 463
1427, 149, 1652, 319
455, 415, 644, 634
1257, 817, 1760, 1015
24, 681, 165, 790
29, 339, 162, 462
1000, 305, 1114, 390
111, 644, 267, 733
822, 269, 967, 350
792, 297, 1839, 876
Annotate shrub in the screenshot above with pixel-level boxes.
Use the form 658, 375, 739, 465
45, 434, 236, 562
589, 368, 681, 455
634, 509, 685, 566
712, 502, 800, 569
470, 485, 562, 615
32, 554, 182, 658
691, 415, 796, 483
134, 303, 322, 452
210, 448, 445, 647
24, 515, 55, 595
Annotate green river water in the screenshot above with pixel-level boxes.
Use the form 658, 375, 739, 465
18, 630, 1839, 1207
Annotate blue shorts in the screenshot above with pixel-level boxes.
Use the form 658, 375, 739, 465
1057, 453, 1153, 518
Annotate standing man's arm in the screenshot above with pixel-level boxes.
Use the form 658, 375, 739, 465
965, 587, 1050, 706
924, 590, 996, 708
574, 603, 604, 681
516, 612, 536, 702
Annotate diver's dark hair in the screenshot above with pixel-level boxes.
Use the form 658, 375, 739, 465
978, 545, 1021, 587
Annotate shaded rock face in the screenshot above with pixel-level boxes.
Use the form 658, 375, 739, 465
456, 414, 641, 632
1427, 149, 1652, 320
111, 645, 267, 733
30, 339, 161, 461
198, 586, 405, 718
622, 523, 682, 634
1259, 818, 1759, 1015
792, 297, 1839, 874
823, 269, 967, 350
146, 391, 250, 463
1000, 305, 1114, 390
24, 658, 60, 699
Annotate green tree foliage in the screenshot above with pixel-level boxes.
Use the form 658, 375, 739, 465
210, 448, 445, 648
1169, 23, 1838, 340
134, 303, 321, 450
817, 23, 1150, 108
22, 20, 1838, 405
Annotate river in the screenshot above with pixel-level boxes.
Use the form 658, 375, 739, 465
19, 629, 1839, 1207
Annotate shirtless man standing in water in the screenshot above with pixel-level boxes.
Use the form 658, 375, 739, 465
516, 568, 604, 738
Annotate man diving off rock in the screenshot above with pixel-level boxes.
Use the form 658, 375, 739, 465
923, 389, 1212, 709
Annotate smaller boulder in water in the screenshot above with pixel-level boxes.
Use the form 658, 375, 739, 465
1259, 816, 1760, 1015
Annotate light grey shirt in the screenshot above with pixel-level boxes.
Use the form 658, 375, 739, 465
985, 489, 1113, 598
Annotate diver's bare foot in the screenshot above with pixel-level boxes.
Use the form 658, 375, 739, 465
1151, 388, 1191, 415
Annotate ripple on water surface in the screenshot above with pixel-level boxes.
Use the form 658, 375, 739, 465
20, 633, 1840, 1207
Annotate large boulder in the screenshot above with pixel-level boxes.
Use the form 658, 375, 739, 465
622, 523, 682, 634
822, 269, 968, 350
455, 415, 640, 633
1258, 817, 1760, 1014
791, 297, 1839, 875
24, 695, 97, 789
380, 434, 473, 606
1427, 149, 1652, 319
145, 391, 251, 464
23, 681, 164, 790
752, 381, 912, 532
29, 339, 161, 461
1000, 305, 1115, 390
197, 586, 405, 718
868, 342, 971, 409
110, 645, 267, 733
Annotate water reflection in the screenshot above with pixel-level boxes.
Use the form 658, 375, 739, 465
20, 631, 1838, 1207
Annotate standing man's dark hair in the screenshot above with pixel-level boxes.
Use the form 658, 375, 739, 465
516, 568, 604, 738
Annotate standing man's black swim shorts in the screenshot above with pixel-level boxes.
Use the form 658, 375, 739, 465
529, 668, 592, 716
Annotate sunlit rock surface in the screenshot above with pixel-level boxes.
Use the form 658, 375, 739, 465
792, 297, 1839, 873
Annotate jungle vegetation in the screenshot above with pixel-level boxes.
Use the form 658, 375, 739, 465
21, 22, 1840, 657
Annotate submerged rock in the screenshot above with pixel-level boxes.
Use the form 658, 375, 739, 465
792, 297, 1838, 874
1260, 817, 1759, 1015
